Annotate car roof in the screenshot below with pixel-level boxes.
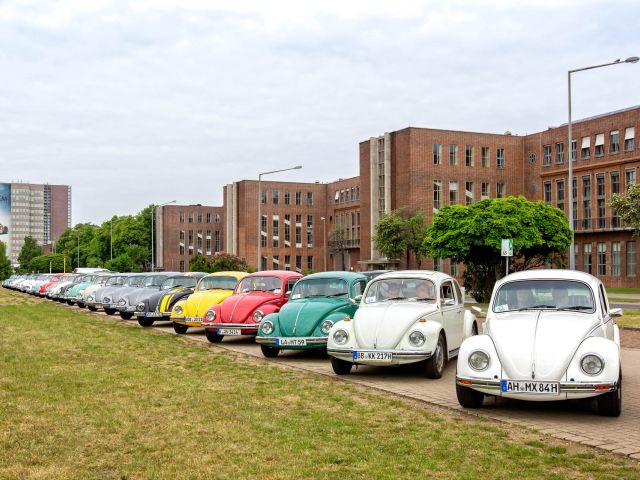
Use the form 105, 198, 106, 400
202, 271, 248, 279
494, 269, 602, 291
298, 271, 367, 282
373, 270, 454, 283
246, 270, 303, 278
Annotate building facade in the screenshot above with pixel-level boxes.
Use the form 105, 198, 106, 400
0, 182, 71, 266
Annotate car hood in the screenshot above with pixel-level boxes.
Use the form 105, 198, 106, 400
354, 302, 438, 349
217, 292, 281, 324
278, 298, 351, 337
183, 289, 234, 317
114, 286, 141, 302
488, 310, 600, 381
94, 285, 123, 302
83, 284, 103, 297
125, 286, 162, 305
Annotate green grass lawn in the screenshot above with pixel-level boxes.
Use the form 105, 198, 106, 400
617, 309, 640, 329
607, 287, 640, 294
1, 288, 639, 479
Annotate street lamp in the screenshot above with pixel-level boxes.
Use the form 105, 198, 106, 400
151, 200, 176, 271
257, 166, 302, 271
76, 233, 80, 269
567, 56, 638, 270
320, 216, 327, 271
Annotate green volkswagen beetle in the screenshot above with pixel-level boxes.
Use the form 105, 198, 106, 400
256, 271, 367, 358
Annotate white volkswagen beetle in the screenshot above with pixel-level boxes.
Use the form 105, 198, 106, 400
456, 270, 622, 416
327, 271, 478, 378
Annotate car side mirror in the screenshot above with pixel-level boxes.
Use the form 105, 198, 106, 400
610, 308, 623, 318
349, 295, 363, 305
471, 306, 484, 315
441, 298, 456, 307
285, 290, 292, 296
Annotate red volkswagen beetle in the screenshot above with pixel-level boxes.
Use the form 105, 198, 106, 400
39, 273, 66, 297
201, 270, 303, 343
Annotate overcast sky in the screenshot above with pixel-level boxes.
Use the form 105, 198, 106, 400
2, 0, 639, 225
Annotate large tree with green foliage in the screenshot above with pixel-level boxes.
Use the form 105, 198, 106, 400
27, 254, 68, 273
424, 197, 572, 302
374, 210, 429, 268
610, 183, 640, 235
0, 241, 12, 280
188, 254, 248, 273
17, 236, 43, 272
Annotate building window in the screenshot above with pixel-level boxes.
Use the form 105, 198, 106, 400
450, 262, 458, 277
206, 213, 211, 223
597, 242, 606, 276
188, 230, 194, 255
196, 212, 202, 223
544, 182, 552, 205
261, 189, 267, 205
581, 137, 590, 159
449, 181, 458, 205
572, 177, 578, 231
433, 180, 441, 211
179, 212, 185, 223
611, 172, 620, 227
571, 139, 577, 162
556, 181, 565, 211
206, 230, 211, 255
625, 127, 635, 151
543, 145, 551, 166
465, 182, 473, 205
284, 214, 291, 246
307, 256, 313, 271
272, 216, 279, 248
295, 255, 302, 273
261, 215, 267, 248
626, 168, 636, 190
284, 191, 291, 205
596, 174, 605, 229
583, 243, 592, 274
465, 145, 474, 167
179, 230, 185, 255
433, 257, 443, 272
272, 255, 279, 270
496, 148, 505, 169
433, 143, 442, 165
555, 142, 564, 164
295, 191, 302, 205
481, 182, 489, 200
215, 230, 221, 252
449, 144, 458, 166
582, 176, 591, 230
610, 130, 620, 154
215, 214, 221, 224
197, 231, 203, 254
284, 255, 291, 271
179, 260, 185, 272
188, 212, 194, 223
273, 190, 279, 205
595, 134, 605, 157
307, 192, 313, 206
612, 242, 621, 277
295, 215, 302, 247
627, 241, 636, 276
306, 215, 313, 247
496, 182, 505, 198
481, 147, 489, 168
261, 257, 268, 271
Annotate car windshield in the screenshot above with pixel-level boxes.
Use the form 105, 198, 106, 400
235, 276, 282, 293
290, 278, 348, 299
364, 278, 437, 304
126, 276, 145, 287
492, 279, 596, 313
197, 276, 239, 291
141, 275, 168, 287
161, 276, 196, 290
106, 276, 124, 286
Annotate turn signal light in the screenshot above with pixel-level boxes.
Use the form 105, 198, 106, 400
459, 379, 472, 385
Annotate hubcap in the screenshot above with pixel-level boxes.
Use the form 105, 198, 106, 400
435, 340, 444, 372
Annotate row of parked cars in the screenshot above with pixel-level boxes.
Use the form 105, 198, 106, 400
3, 267, 623, 416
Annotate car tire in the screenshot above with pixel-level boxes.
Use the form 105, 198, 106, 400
205, 330, 223, 343
104, 308, 116, 315
88, 306, 97, 312
597, 369, 622, 417
138, 318, 155, 327
331, 357, 353, 375
77, 303, 85, 309
260, 344, 280, 358
66, 300, 74, 305
424, 333, 446, 379
120, 312, 134, 320
456, 383, 484, 408
173, 323, 188, 334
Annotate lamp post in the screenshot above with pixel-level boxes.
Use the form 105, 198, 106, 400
76, 233, 80, 269
320, 216, 327, 271
567, 56, 638, 270
110, 218, 114, 261
257, 166, 302, 271
151, 200, 176, 271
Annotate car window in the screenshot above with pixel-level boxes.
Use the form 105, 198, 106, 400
364, 278, 436, 304
197, 276, 239, 291
352, 280, 367, 298
492, 279, 595, 313
285, 278, 298, 293
290, 278, 348, 299
453, 280, 463, 303
440, 281, 457, 304
236, 276, 282, 293
599, 284, 608, 313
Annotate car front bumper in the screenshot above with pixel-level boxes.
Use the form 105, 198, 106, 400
202, 322, 260, 333
256, 336, 328, 349
328, 347, 433, 365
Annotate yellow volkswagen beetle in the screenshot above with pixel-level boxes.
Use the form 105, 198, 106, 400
170, 271, 247, 334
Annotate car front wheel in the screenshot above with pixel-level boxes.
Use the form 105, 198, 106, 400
597, 370, 622, 417
88, 306, 97, 312
173, 323, 188, 334
331, 357, 353, 375
120, 312, 134, 320
104, 308, 116, 315
260, 344, 280, 358
205, 330, 223, 343
424, 333, 446, 379
456, 383, 484, 408
138, 318, 155, 327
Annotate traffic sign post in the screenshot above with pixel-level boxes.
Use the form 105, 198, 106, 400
501, 239, 513, 276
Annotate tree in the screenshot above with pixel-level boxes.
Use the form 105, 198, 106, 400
0, 241, 12, 280
27, 254, 67, 273
17, 236, 43, 272
189, 255, 214, 273
328, 225, 348, 270
374, 210, 429, 268
424, 197, 572, 302
189, 253, 249, 273
105, 254, 138, 273
610, 183, 640, 235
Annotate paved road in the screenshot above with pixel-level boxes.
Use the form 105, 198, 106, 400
105, 314, 640, 460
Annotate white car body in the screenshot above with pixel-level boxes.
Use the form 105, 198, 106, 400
327, 271, 477, 378
456, 269, 622, 416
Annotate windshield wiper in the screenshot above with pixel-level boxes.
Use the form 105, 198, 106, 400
382, 296, 406, 301
411, 297, 435, 302
327, 292, 348, 297
518, 305, 556, 310
558, 305, 593, 311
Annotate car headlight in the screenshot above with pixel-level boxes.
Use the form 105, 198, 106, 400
261, 320, 274, 335
137, 303, 146, 312
118, 299, 126, 306
408, 331, 426, 347
87, 296, 94, 302
76, 293, 82, 299
174, 305, 183, 315
468, 350, 490, 371
253, 310, 264, 322
104, 297, 111, 303
581, 354, 604, 376
321, 320, 334, 335
205, 310, 216, 321
333, 329, 349, 345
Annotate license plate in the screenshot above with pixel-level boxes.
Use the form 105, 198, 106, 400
276, 338, 307, 346
501, 380, 560, 395
219, 328, 242, 336
353, 351, 393, 363
145, 312, 162, 317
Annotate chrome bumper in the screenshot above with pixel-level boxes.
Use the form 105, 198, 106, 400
456, 376, 619, 393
